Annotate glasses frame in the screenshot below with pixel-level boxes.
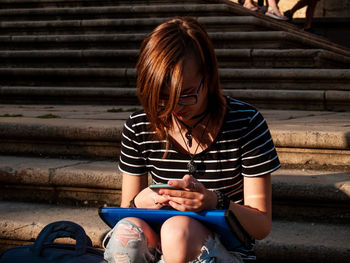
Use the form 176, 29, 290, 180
159, 77, 204, 107
177, 76, 204, 106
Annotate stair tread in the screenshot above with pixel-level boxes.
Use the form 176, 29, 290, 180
1, 106, 349, 147
0, 31, 285, 39
272, 169, 350, 201
0, 3, 227, 15
1, 67, 349, 74
1, 155, 349, 199
1, 48, 348, 68
0, 201, 109, 247
0, 155, 120, 189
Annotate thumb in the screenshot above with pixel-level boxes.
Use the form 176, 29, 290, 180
183, 174, 201, 191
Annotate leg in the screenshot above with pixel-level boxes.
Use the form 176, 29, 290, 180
160, 216, 212, 263
104, 217, 160, 263
304, 0, 319, 29
160, 216, 243, 263
291, 0, 309, 14
266, 0, 286, 20
243, 0, 259, 11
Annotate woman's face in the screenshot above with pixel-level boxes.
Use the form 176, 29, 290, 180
173, 56, 207, 122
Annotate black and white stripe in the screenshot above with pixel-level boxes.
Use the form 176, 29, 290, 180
118, 97, 280, 204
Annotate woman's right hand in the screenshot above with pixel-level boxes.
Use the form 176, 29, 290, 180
134, 186, 170, 209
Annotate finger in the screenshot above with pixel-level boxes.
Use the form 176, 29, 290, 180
167, 174, 194, 189
183, 174, 203, 192
182, 174, 195, 188
168, 200, 193, 212
153, 193, 170, 207
166, 195, 199, 207
159, 189, 196, 198
168, 200, 201, 212
167, 179, 186, 189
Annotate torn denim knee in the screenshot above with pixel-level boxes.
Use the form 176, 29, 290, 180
191, 234, 244, 263
103, 220, 159, 263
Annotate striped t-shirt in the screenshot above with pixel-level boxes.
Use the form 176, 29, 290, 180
118, 97, 280, 205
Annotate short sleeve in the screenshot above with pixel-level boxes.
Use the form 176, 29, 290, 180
118, 114, 147, 176
240, 110, 280, 177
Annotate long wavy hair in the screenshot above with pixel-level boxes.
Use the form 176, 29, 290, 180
137, 17, 225, 143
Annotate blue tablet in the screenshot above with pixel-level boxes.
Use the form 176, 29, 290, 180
99, 207, 253, 251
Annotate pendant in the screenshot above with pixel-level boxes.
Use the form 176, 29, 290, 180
187, 160, 197, 175
185, 131, 192, 147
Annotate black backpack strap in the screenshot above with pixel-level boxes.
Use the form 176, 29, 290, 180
30, 221, 93, 257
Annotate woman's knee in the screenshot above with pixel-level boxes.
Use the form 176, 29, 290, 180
121, 217, 159, 248
161, 216, 211, 241
103, 218, 159, 263
160, 216, 212, 262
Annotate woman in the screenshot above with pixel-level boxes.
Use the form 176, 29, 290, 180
104, 17, 280, 263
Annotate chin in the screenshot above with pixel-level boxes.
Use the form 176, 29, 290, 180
174, 111, 188, 119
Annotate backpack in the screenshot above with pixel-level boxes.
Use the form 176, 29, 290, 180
0, 221, 107, 263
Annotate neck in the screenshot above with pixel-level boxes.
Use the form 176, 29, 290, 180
176, 110, 209, 131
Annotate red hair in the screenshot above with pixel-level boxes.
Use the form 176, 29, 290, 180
137, 17, 224, 141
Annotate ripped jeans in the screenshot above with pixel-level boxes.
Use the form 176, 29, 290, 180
103, 219, 243, 263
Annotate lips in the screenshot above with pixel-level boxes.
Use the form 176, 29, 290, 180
175, 111, 187, 118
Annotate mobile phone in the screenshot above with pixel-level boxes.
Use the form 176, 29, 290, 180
149, 184, 179, 189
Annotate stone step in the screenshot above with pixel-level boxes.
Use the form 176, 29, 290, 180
0, 155, 122, 207
255, 219, 350, 263
1, 49, 348, 69
0, 0, 204, 9
0, 68, 349, 102
2, 89, 350, 112
0, 67, 349, 88
0, 106, 349, 169
0, 154, 349, 222
0, 4, 237, 21
1, 85, 350, 111
0, 16, 269, 35
0, 31, 329, 50
271, 169, 350, 223
0, 201, 110, 253
0, 0, 348, 58
0, 201, 349, 262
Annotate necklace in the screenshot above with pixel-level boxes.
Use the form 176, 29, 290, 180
176, 111, 208, 148
174, 114, 210, 175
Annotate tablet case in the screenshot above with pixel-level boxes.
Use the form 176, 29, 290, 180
99, 207, 253, 251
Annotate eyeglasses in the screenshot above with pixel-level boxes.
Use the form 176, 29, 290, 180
160, 77, 204, 107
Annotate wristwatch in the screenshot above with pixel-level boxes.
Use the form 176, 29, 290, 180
214, 190, 230, 210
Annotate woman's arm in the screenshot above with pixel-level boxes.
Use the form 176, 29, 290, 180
229, 173, 272, 240
162, 173, 272, 239
121, 172, 170, 208
120, 172, 148, 207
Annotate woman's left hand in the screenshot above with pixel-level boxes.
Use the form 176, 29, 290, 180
158, 174, 217, 212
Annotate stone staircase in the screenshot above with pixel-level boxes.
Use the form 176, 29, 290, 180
0, 0, 349, 262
